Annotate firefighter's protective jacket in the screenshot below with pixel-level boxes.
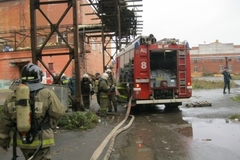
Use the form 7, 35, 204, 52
99, 79, 110, 98
107, 76, 117, 94
94, 78, 100, 94
0, 88, 65, 149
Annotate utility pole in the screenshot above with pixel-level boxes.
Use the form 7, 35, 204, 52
225, 57, 228, 68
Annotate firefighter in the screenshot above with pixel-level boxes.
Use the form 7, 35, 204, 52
105, 69, 117, 112
68, 72, 76, 111
98, 73, 110, 117
80, 73, 93, 111
93, 72, 101, 105
0, 63, 65, 160
61, 74, 69, 85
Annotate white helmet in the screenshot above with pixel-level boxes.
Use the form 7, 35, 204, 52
101, 73, 109, 80
105, 69, 112, 73
83, 73, 89, 78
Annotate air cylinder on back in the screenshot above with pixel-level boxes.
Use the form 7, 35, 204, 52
16, 84, 31, 142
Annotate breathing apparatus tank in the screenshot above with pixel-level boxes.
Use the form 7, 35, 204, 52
16, 84, 31, 143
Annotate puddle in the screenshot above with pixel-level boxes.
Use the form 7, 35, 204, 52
182, 117, 240, 154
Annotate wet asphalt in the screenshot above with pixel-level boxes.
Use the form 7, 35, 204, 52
0, 79, 240, 160
110, 87, 240, 160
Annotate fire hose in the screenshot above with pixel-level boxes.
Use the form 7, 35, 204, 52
90, 96, 134, 160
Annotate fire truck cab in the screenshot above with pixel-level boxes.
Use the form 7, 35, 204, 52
115, 34, 192, 108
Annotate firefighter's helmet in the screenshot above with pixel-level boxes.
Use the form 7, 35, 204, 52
83, 73, 89, 78
101, 73, 109, 80
21, 63, 43, 83
105, 69, 112, 73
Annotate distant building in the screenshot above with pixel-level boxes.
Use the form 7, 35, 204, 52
190, 40, 240, 76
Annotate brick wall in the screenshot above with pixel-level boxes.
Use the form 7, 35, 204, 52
190, 43, 240, 75
0, 0, 110, 81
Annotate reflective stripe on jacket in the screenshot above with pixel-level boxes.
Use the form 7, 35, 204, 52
15, 128, 55, 149
99, 79, 110, 98
0, 88, 65, 149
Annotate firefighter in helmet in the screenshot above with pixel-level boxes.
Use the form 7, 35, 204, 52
68, 72, 77, 111
105, 69, 117, 112
0, 63, 65, 160
93, 72, 101, 105
98, 72, 110, 116
80, 73, 93, 111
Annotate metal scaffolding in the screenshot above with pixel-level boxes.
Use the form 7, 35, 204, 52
81, 0, 143, 70
1, 0, 143, 111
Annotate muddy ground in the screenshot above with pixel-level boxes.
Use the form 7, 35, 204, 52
0, 85, 240, 160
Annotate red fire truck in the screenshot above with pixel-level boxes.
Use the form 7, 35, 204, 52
115, 34, 192, 109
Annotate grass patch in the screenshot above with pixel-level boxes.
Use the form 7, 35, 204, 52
229, 114, 240, 120
231, 95, 240, 102
192, 79, 236, 89
232, 74, 240, 80
58, 111, 99, 130
229, 95, 240, 121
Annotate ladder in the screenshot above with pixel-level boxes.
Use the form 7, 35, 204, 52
178, 49, 187, 96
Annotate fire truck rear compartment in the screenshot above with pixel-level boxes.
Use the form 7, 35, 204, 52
150, 50, 177, 99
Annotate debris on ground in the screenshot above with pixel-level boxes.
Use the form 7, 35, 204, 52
185, 101, 212, 107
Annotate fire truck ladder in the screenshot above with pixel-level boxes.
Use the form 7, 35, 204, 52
178, 49, 187, 96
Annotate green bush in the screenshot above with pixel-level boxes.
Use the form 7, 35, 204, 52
58, 111, 99, 130
202, 72, 215, 77
0, 106, 99, 130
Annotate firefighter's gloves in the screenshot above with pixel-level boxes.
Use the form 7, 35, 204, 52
109, 85, 115, 92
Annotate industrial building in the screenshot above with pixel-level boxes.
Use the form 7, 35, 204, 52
190, 40, 240, 76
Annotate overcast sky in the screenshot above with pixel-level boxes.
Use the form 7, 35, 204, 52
137, 0, 240, 47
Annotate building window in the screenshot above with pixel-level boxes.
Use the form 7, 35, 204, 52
194, 59, 198, 63
212, 59, 216, 62
48, 63, 54, 70
237, 57, 240, 62
219, 65, 223, 71
57, 33, 68, 44
37, 36, 45, 45
98, 43, 102, 54
194, 66, 198, 72
92, 40, 96, 50
219, 59, 223, 62
228, 65, 232, 71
